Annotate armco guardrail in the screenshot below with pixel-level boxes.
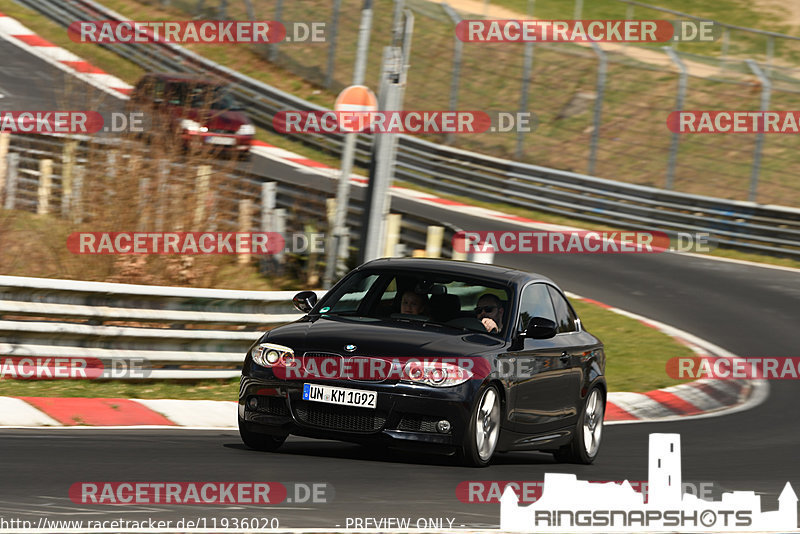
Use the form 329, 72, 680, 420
13, 0, 800, 259
0, 275, 322, 379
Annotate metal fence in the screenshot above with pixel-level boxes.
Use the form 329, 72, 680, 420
0, 132, 462, 259
127, 0, 800, 208
10, 0, 800, 259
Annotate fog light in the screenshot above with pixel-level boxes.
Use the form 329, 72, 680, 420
247, 397, 258, 410
436, 420, 451, 433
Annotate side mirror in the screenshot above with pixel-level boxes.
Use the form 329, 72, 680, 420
524, 317, 558, 339
292, 291, 318, 313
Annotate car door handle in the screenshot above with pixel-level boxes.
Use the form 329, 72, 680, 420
560, 351, 570, 363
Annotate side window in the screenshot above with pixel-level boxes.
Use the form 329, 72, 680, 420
517, 283, 556, 333
547, 286, 578, 333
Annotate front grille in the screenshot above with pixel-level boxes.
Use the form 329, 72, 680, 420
398, 415, 445, 433
250, 396, 289, 416
294, 401, 386, 432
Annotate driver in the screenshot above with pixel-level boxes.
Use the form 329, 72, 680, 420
475, 293, 504, 334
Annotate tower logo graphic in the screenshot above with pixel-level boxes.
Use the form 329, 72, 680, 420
501, 433, 797, 531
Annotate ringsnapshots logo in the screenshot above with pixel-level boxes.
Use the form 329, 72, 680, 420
500, 433, 797, 532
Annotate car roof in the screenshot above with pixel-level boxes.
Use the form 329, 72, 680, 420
356, 258, 553, 287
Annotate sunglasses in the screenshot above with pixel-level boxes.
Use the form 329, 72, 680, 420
474, 305, 497, 314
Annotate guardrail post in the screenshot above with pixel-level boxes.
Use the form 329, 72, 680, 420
325, 0, 342, 88
468, 243, 494, 264
274, 208, 287, 268
442, 4, 463, 146
588, 42, 607, 176
243, 0, 255, 21
72, 165, 84, 224
517, 39, 535, 159
268, 0, 284, 62
451, 232, 467, 261
664, 47, 687, 190
746, 59, 771, 203
3, 152, 18, 210
37, 159, 53, 215
238, 199, 253, 264
261, 181, 276, 231
194, 164, 211, 227
139, 177, 150, 230
425, 225, 444, 258
217, 0, 228, 19
0, 133, 9, 200
61, 140, 77, 218
383, 213, 402, 257
721, 28, 730, 59
766, 36, 774, 66
573, 0, 583, 19
156, 159, 169, 230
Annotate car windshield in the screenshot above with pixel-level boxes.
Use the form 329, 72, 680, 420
315, 270, 511, 336
168, 82, 242, 110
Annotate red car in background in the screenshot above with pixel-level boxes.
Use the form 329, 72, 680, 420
131, 73, 255, 157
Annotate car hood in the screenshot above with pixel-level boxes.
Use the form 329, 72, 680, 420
261, 315, 505, 358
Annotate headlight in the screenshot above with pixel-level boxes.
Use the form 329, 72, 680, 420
236, 123, 255, 136
401, 361, 473, 387
180, 119, 207, 133
252, 343, 294, 368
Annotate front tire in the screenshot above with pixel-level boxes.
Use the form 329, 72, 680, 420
238, 418, 286, 452
553, 387, 604, 464
459, 385, 501, 467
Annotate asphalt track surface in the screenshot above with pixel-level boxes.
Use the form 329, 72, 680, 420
1, 35, 799, 529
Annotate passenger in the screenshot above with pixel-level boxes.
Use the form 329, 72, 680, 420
400, 291, 429, 316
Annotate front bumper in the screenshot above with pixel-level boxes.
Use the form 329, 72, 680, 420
239, 375, 480, 452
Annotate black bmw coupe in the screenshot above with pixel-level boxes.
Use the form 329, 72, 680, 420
239, 258, 606, 466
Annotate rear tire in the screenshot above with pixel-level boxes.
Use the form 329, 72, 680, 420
238, 418, 286, 452
553, 387, 604, 464
459, 385, 501, 467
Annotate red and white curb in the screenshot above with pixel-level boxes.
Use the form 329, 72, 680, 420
0, 12, 132, 98
568, 292, 767, 425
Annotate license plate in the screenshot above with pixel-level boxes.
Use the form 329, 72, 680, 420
206, 136, 236, 145
302, 383, 376, 409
